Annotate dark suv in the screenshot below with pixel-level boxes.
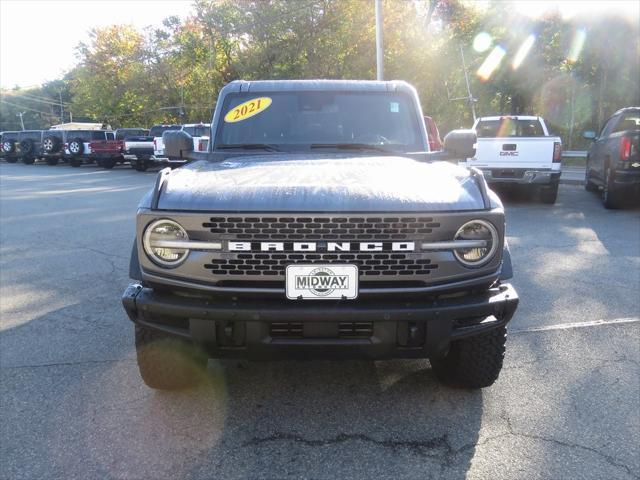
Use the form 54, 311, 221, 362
17, 130, 45, 164
584, 107, 640, 208
122, 80, 518, 391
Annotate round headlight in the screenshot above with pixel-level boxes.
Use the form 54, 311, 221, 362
453, 220, 499, 267
143, 219, 189, 267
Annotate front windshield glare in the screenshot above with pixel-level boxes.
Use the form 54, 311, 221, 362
216, 92, 422, 151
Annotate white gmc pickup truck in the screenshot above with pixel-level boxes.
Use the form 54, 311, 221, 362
460, 116, 562, 204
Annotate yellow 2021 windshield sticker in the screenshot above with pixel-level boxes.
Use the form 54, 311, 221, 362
224, 97, 272, 123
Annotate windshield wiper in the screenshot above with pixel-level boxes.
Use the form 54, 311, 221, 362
217, 143, 282, 152
310, 143, 391, 152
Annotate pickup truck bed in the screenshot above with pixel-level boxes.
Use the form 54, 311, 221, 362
462, 115, 562, 203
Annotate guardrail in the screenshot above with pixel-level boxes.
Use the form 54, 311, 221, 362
562, 150, 587, 158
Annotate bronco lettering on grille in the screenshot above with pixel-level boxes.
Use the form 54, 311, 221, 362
228, 241, 415, 252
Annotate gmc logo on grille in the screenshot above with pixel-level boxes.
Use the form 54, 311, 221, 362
228, 241, 415, 252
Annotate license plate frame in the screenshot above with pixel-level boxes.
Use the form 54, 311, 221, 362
286, 264, 358, 300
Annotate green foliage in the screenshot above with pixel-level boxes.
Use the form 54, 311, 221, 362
1, 0, 638, 150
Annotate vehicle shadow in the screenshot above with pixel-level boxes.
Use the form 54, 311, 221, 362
1, 308, 483, 480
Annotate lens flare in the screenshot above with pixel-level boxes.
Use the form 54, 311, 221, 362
567, 29, 587, 63
512, 34, 536, 69
473, 32, 492, 53
477, 46, 506, 81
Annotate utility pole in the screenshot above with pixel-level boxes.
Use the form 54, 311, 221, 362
59, 91, 64, 124
16, 112, 25, 130
447, 46, 478, 123
375, 0, 384, 80
179, 84, 185, 124
460, 45, 477, 122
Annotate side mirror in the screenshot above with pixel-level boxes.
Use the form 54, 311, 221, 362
164, 130, 194, 159
443, 129, 476, 159
583, 131, 596, 140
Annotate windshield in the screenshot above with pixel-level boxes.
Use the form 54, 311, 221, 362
184, 126, 210, 137
476, 118, 545, 138
215, 91, 422, 152
116, 129, 148, 140
613, 112, 640, 133
149, 125, 181, 137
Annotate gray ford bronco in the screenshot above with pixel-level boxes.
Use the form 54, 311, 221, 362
122, 80, 518, 390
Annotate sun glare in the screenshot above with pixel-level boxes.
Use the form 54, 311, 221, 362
567, 29, 587, 63
477, 46, 506, 81
512, 35, 536, 70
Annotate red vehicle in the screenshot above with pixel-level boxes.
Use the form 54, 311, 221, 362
424, 115, 443, 151
90, 128, 148, 169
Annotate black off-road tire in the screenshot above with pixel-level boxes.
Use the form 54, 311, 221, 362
540, 183, 558, 204
46, 157, 59, 166
430, 326, 507, 389
101, 158, 116, 169
43, 136, 61, 154
602, 168, 623, 209
133, 158, 149, 172
135, 326, 208, 390
22, 156, 35, 165
70, 158, 83, 168
5, 157, 18, 163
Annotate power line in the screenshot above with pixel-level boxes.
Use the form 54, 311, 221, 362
0, 99, 58, 116
1, 92, 67, 108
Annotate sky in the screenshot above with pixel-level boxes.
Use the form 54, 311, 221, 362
0, 0, 194, 88
1, 0, 638, 89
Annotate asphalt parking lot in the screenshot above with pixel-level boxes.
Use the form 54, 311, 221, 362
1, 162, 639, 480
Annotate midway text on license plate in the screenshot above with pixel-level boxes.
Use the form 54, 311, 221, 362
286, 265, 358, 300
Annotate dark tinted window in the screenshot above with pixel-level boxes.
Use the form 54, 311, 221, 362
65, 130, 107, 141
106, 132, 115, 140
476, 118, 545, 137
183, 126, 210, 137
115, 129, 148, 140
612, 112, 640, 133
19, 131, 42, 141
2, 132, 19, 140
45, 130, 64, 140
216, 92, 422, 151
149, 125, 181, 137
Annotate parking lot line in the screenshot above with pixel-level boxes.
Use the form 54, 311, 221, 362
511, 316, 639, 334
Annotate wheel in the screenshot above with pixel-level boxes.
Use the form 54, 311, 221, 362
540, 183, 558, 204
602, 167, 622, 209
5, 157, 18, 163
68, 138, 84, 156
46, 157, 59, 166
19, 139, 35, 156
133, 158, 149, 172
584, 169, 598, 192
101, 158, 116, 169
43, 136, 61, 154
21, 156, 35, 165
2, 140, 15, 154
70, 158, 83, 168
135, 326, 208, 390
430, 326, 507, 389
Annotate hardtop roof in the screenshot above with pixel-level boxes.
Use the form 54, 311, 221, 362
227, 79, 416, 94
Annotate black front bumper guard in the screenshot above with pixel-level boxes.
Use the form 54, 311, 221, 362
122, 283, 519, 359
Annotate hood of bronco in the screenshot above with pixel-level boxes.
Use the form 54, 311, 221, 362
155, 155, 489, 212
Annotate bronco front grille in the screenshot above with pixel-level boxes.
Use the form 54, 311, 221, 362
204, 252, 438, 277
202, 216, 441, 241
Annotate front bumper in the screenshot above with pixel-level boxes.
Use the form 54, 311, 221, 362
482, 169, 560, 185
122, 282, 519, 359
